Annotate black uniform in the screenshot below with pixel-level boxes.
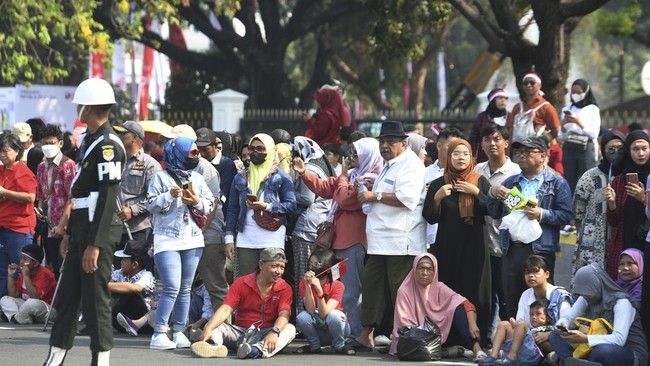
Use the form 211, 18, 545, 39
49, 122, 126, 353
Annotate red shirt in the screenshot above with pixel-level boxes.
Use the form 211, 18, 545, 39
15, 266, 57, 304
299, 279, 345, 312
224, 272, 293, 329
0, 162, 37, 233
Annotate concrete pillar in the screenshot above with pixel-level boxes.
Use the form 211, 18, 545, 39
208, 89, 248, 133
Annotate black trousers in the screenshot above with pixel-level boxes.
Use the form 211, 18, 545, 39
49, 213, 115, 352
111, 293, 152, 334
501, 244, 555, 319
44, 236, 63, 279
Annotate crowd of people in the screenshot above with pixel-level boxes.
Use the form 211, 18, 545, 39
0, 75, 648, 366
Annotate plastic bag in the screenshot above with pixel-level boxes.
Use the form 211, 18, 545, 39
499, 210, 543, 243
396, 317, 442, 361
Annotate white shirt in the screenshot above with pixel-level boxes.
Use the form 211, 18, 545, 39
424, 160, 445, 245
233, 191, 286, 249
366, 150, 426, 255
558, 104, 601, 162
516, 284, 572, 325
474, 157, 521, 256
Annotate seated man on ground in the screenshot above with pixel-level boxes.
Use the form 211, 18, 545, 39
187, 281, 213, 343
191, 248, 296, 359
109, 238, 156, 336
0, 244, 56, 324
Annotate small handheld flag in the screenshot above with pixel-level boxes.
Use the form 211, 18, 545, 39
316, 258, 348, 281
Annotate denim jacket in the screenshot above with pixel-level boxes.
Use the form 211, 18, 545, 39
487, 168, 572, 255
146, 170, 214, 237
225, 168, 297, 236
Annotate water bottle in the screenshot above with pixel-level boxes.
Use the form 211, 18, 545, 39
358, 183, 373, 214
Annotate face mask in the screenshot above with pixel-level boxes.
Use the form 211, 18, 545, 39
77, 105, 86, 124
492, 116, 507, 126
242, 159, 250, 169
42, 144, 60, 159
184, 156, 199, 169
606, 150, 624, 166
571, 93, 585, 103
250, 152, 267, 165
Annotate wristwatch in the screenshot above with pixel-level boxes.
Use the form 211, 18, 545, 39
271, 326, 281, 335
376, 192, 383, 201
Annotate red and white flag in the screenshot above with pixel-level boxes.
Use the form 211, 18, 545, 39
317, 258, 348, 281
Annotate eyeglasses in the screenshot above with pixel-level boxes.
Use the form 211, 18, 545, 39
605, 147, 624, 154
378, 138, 403, 146
513, 150, 543, 158
248, 145, 266, 153
416, 266, 434, 273
451, 152, 471, 158
523, 80, 537, 86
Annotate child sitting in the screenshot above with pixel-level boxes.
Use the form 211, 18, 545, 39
109, 238, 155, 336
480, 299, 553, 366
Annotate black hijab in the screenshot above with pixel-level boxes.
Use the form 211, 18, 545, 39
622, 130, 650, 249
597, 130, 626, 176
623, 130, 650, 185
570, 79, 598, 109
485, 88, 507, 119
215, 131, 234, 159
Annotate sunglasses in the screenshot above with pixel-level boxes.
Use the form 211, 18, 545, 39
248, 145, 266, 153
523, 80, 537, 86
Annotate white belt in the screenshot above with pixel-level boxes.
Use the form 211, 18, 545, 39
71, 197, 89, 209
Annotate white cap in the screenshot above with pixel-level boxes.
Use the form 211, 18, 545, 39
161, 124, 197, 140
12, 122, 32, 142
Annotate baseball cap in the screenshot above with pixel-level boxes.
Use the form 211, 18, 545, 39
512, 136, 547, 153
196, 128, 217, 147
115, 238, 150, 259
260, 248, 288, 263
114, 121, 145, 140
21, 244, 44, 263
161, 124, 197, 140
12, 122, 32, 142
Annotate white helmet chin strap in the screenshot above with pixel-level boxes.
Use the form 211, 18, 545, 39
78, 105, 86, 124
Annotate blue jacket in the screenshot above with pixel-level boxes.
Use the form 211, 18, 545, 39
225, 169, 297, 236
487, 168, 572, 255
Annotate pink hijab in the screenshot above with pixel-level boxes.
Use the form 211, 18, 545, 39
389, 253, 468, 355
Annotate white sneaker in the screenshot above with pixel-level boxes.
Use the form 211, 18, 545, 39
173, 331, 191, 349
373, 335, 391, 347
150, 332, 176, 350
191, 341, 228, 358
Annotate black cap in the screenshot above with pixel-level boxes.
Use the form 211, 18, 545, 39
21, 244, 44, 263
378, 121, 408, 138
114, 121, 145, 140
196, 128, 217, 147
115, 238, 150, 259
512, 136, 547, 153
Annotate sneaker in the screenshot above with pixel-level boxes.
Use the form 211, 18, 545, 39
495, 357, 519, 365
173, 331, 191, 349
546, 351, 559, 366
150, 332, 176, 350
116, 313, 139, 337
237, 342, 262, 359
191, 341, 228, 358
373, 335, 391, 347
478, 355, 498, 366
335, 344, 356, 355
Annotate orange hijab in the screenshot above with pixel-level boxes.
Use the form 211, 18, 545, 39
443, 139, 481, 224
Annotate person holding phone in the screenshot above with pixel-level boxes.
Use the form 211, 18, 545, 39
606, 131, 650, 278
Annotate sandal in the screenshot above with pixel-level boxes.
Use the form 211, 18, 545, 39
473, 349, 489, 362
294, 345, 321, 354
347, 338, 374, 352
442, 345, 466, 358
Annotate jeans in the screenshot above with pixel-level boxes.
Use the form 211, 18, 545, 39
0, 229, 33, 297
296, 310, 350, 350
334, 243, 365, 339
549, 331, 636, 366
154, 247, 203, 333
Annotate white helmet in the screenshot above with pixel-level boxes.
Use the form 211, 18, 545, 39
72, 78, 116, 105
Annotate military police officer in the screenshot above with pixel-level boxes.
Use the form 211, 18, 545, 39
44, 78, 126, 366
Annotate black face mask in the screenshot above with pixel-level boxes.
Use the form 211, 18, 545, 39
606, 150, 624, 166
185, 156, 200, 169
242, 159, 250, 168
250, 152, 267, 165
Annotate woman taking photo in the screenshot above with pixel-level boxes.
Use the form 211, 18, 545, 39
293, 137, 383, 342
0, 133, 37, 298
146, 137, 214, 350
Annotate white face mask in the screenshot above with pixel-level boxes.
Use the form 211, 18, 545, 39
77, 105, 86, 124
571, 93, 585, 103
42, 144, 60, 159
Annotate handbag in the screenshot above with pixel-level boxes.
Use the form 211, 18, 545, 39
572, 317, 613, 359
396, 316, 442, 361
564, 132, 590, 150
313, 220, 334, 250
512, 101, 549, 142
253, 210, 285, 231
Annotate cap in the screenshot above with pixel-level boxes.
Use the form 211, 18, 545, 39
512, 136, 547, 153
21, 244, 44, 263
487, 88, 508, 103
114, 121, 145, 140
12, 122, 32, 142
114, 238, 150, 259
195, 128, 217, 147
161, 124, 197, 140
260, 248, 288, 263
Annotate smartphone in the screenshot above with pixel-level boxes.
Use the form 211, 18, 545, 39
246, 194, 258, 202
563, 110, 572, 116
626, 173, 639, 185
182, 181, 193, 198
556, 324, 568, 332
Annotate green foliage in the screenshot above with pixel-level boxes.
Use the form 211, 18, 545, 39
0, 0, 110, 86
596, 0, 643, 38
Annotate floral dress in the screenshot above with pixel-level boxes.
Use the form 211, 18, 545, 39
571, 167, 609, 278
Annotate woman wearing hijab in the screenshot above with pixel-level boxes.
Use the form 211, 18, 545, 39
423, 138, 492, 344
469, 88, 509, 163
407, 133, 428, 163
390, 253, 486, 361
304, 88, 346, 145
616, 248, 643, 309
572, 130, 626, 278
559, 79, 602, 194
605, 131, 650, 278
146, 137, 215, 350
292, 137, 383, 343
224, 133, 297, 277
549, 264, 648, 366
